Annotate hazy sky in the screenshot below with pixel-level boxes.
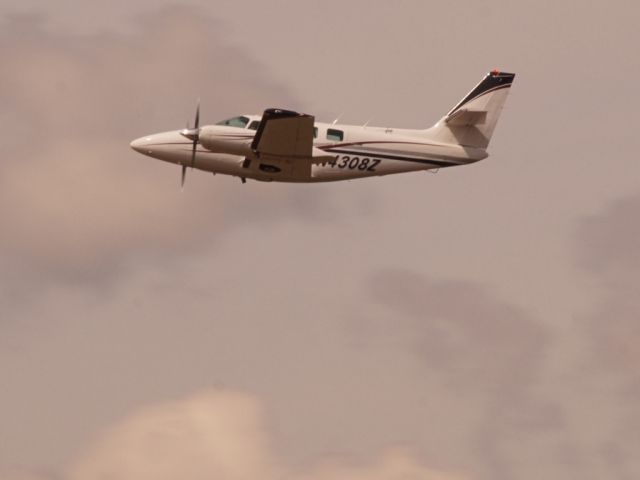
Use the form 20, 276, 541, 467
1, 1, 639, 480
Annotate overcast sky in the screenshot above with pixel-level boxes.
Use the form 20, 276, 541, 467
1, 1, 639, 479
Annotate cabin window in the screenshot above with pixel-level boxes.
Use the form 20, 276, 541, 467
327, 128, 344, 141
248, 120, 260, 130
216, 116, 250, 128
313, 127, 318, 139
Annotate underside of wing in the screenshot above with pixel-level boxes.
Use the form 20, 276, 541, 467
251, 108, 314, 158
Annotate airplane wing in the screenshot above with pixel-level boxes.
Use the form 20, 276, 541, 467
251, 108, 314, 158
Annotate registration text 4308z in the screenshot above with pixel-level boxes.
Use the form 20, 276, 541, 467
322, 155, 381, 172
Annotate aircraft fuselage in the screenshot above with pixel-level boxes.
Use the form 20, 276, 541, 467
130, 71, 515, 184
130, 119, 488, 183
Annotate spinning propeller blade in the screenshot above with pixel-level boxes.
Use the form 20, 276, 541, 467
191, 100, 200, 169
180, 99, 201, 189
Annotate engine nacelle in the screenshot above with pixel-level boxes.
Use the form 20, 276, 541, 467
198, 126, 253, 156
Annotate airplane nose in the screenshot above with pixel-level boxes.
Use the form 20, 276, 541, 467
130, 136, 151, 153
130, 131, 185, 160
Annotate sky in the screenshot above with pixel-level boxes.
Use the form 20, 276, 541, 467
1, 1, 639, 479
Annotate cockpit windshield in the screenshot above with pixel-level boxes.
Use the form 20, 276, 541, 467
216, 116, 250, 128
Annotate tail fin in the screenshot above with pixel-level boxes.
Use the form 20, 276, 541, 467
424, 70, 515, 149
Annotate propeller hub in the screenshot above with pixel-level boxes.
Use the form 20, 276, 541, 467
180, 128, 199, 141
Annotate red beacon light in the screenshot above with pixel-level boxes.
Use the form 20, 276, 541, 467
491, 69, 501, 76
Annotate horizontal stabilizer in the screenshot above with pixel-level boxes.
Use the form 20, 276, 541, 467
445, 109, 487, 126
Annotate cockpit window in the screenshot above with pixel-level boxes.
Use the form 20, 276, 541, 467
327, 128, 344, 141
216, 116, 250, 128
248, 120, 260, 130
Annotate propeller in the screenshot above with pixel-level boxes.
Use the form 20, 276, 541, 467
180, 99, 201, 189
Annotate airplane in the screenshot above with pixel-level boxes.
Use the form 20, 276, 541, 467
130, 70, 515, 186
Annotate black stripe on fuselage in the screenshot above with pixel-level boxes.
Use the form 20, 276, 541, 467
324, 149, 461, 168
144, 144, 464, 168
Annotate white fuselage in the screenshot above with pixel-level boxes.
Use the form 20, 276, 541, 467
130, 115, 488, 183
130, 71, 516, 183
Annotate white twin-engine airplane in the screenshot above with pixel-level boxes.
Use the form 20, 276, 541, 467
130, 70, 515, 185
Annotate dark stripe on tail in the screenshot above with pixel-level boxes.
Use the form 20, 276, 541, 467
448, 71, 515, 116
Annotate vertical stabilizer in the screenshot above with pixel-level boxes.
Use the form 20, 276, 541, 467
423, 70, 515, 149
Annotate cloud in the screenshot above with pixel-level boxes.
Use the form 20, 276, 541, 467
364, 269, 555, 478
368, 269, 546, 391
0, 8, 328, 285
64, 389, 464, 480
575, 193, 640, 372
67, 390, 279, 480
569, 194, 640, 478
577, 194, 640, 285
303, 450, 466, 480
343, 196, 640, 479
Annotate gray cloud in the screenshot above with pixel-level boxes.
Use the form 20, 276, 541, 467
368, 269, 546, 390
577, 194, 640, 287
364, 269, 550, 479
571, 194, 640, 479
576, 194, 640, 374
0, 8, 343, 288
352, 193, 640, 480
